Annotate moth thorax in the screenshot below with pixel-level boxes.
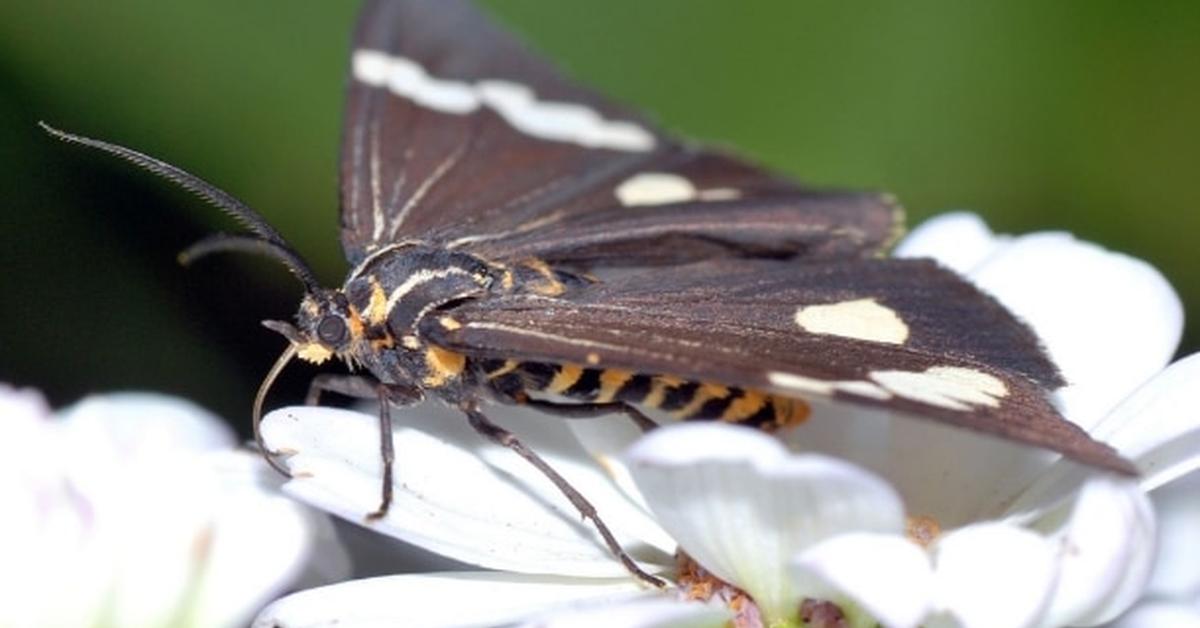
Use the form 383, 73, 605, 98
345, 248, 493, 337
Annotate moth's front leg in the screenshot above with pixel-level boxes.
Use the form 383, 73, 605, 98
305, 374, 421, 520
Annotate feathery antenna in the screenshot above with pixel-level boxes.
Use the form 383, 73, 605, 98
39, 121, 322, 293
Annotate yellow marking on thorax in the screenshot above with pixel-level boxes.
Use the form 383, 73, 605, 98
422, 346, 466, 388
439, 316, 462, 330
365, 276, 389, 325
672, 382, 731, 419
594, 369, 634, 403
370, 333, 395, 351
486, 359, 520, 379
643, 374, 685, 409
401, 335, 421, 350
721, 389, 769, 422
346, 304, 366, 341
547, 363, 584, 394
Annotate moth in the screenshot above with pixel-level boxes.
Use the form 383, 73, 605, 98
45, 0, 1132, 586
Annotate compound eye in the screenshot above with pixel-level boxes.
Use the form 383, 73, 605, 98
316, 315, 348, 345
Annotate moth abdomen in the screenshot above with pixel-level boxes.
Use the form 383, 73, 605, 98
479, 359, 808, 429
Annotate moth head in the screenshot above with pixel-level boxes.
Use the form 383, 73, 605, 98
276, 290, 358, 365
39, 122, 371, 461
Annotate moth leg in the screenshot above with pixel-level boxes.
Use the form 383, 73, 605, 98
367, 383, 425, 520
520, 398, 658, 433
366, 385, 396, 521
305, 374, 379, 405
462, 404, 666, 588
303, 374, 416, 521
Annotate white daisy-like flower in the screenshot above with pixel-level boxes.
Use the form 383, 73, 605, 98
253, 213, 1196, 627
0, 386, 349, 628
1107, 400, 1200, 628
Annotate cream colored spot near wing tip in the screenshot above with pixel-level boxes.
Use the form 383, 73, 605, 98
870, 366, 1008, 411
614, 172, 743, 207
353, 49, 655, 152
794, 298, 910, 345
767, 365, 1008, 412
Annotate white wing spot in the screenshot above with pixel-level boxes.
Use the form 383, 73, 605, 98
353, 50, 655, 152
615, 172, 744, 207
616, 173, 696, 206
767, 372, 891, 400
870, 366, 1008, 411
696, 187, 742, 201
794, 298, 910, 345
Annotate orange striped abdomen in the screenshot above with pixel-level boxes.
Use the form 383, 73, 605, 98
478, 359, 808, 430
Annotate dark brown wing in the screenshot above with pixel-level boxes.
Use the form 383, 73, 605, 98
423, 257, 1133, 474
339, 0, 899, 266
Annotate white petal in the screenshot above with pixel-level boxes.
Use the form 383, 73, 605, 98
253, 572, 645, 628
59, 392, 236, 455
262, 404, 672, 578
572, 375, 1071, 530
0, 388, 320, 628
1005, 353, 1200, 519
626, 423, 904, 621
1144, 468, 1200, 600
894, 212, 1007, 273
1091, 352, 1200, 491
0, 383, 52, 423
932, 523, 1058, 628
962, 232, 1182, 431
791, 533, 933, 628
187, 451, 328, 628
778, 398, 1069, 527
107, 456, 259, 628
389, 401, 674, 553
0, 387, 104, 628
1107, 601, 1200, 628
469, 404, 675, 555
518, 597, 730, 628
568, 416, 661, 513
1039, 478, 1156, 626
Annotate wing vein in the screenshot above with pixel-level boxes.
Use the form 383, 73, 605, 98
388, 137, 469, 239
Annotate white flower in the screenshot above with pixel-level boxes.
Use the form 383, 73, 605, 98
0, 386, 349, 628
253, 402, 718, 627
1105, 369, 1200, 627
625, 423, 1154, 628
253, 213, 1196, 627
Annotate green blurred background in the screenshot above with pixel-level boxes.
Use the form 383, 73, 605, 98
2, 1, 1196, 429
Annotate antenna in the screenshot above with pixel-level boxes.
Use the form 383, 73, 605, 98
39, 121, 322, 294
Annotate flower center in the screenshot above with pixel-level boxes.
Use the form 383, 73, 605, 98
675, 553, 762, 626
675, 553, 850, 628
905, 514, 942, 547
798, 599, 848, 628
